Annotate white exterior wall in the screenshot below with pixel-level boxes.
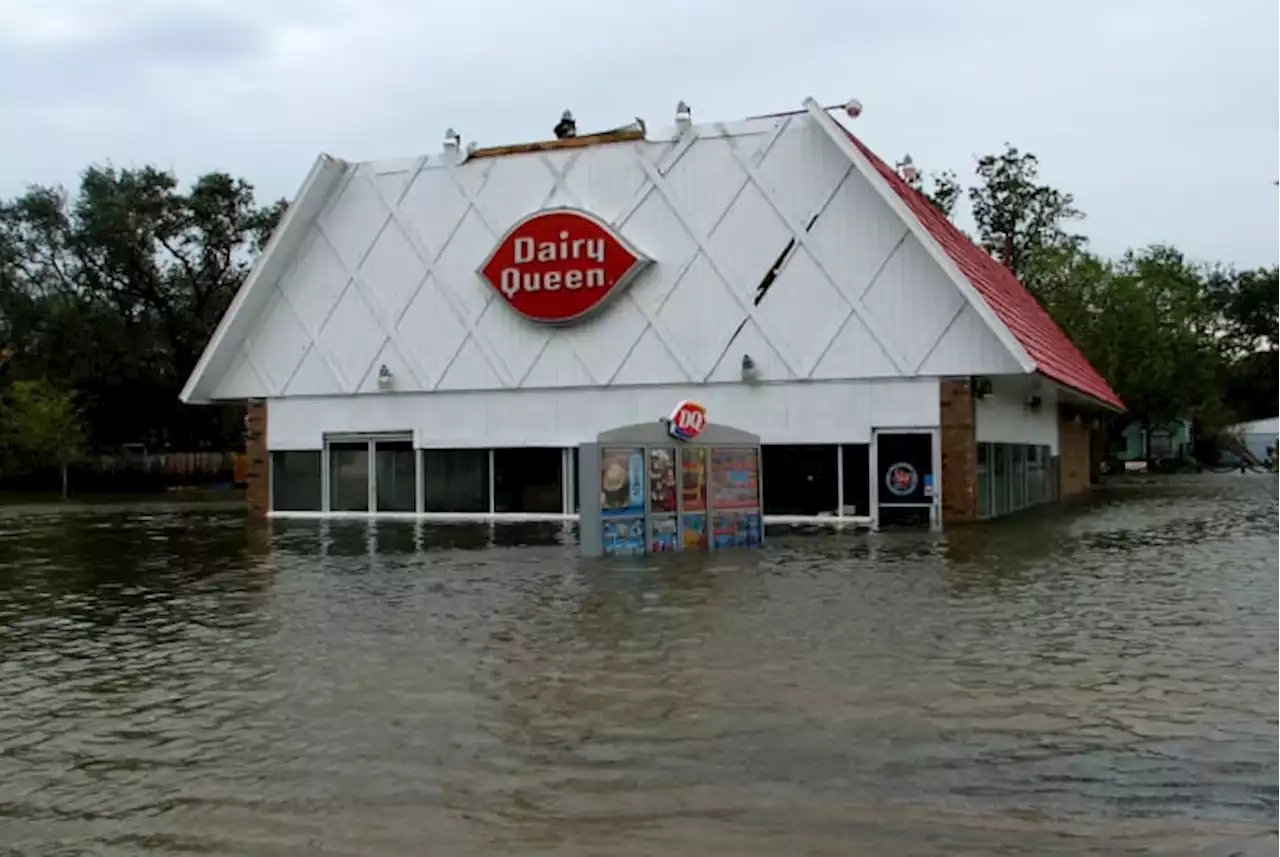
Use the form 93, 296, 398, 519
267, 377, 938, 450
975, 375, 1060, 453
201, 111, 1025, 430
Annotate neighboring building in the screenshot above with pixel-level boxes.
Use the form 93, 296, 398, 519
180, 97, 1124, 529
1114, 419, 1194, 463
1224, 416, 1279, 465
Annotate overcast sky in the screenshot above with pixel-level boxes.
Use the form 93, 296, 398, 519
1, 0, 1276, 267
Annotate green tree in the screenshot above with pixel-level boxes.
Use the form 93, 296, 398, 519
0, 166, 286, 453
1205, 265, 1279, 422
953, 146, 1244, 451
905, 168, 963, 218
967, 144, 1085, 288
1, 379, 86, 498
1098, 247, 1225, 429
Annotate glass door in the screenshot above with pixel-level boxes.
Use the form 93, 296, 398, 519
873, 430, 936, 529
374, 440, 416, 512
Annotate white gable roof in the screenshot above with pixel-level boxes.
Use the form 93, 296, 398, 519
180, 97, 1043, 404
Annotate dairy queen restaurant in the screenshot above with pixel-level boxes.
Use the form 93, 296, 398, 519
181, 95, 1124, 536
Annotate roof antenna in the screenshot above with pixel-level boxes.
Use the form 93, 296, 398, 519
553, 110, 577, 140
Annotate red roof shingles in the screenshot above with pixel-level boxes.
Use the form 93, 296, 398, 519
845, 132, 1125, 411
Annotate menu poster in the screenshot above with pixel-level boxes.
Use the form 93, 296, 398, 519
711, 512, 762, 549
680, 446, 707, 511
601, 448, 645, 516
648, 448, 677, 513
602, 517, 645, 556
680, 513, 708, 550
709, 447, 760, 510
649, 516, 678, 553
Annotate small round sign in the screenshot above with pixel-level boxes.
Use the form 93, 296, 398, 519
884, 462, 919, 497
667, 400, 708, 442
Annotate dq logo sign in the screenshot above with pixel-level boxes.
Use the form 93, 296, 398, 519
667, 400, 708, 442
477, 208, 653, 324
884, 462, 919, 497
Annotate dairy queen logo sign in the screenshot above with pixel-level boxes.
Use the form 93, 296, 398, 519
666, 401, 708, 442
478, 208, 653, 324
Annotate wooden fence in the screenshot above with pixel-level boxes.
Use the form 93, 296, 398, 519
1, 450, 243, 494
88, 451, 239, 479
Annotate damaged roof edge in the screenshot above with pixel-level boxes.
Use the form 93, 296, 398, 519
801, 97, 1039, 377
803, 97, 1123, 411
179, 153, 349, 405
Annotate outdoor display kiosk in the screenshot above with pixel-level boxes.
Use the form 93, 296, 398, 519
578, 403, 765, 557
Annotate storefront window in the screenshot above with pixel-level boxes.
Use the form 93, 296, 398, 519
840, 444, 870, 517
762, 445, 838, 516
423, 449, 489, 513
329, 442, 370, 512
271, 451, 322, 511
976, 443, 991, 519
979, 443, 1061, 519
1026, 444, 1042, 506
571, 447, 580, 512
1010, 445, 1026, 511
374, 440, 416, 512
991, 444, 1008, 517
493, 447, 563, 513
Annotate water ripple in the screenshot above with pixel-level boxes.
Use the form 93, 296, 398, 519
0, 475, 1275, 855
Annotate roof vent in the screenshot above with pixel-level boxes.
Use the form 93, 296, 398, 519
895, 154, 918, 182
553, 110, 576, 140
443, 128, 461, 154
674, 100, 692, 134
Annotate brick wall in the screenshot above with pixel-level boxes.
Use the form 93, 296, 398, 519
939, 378, 977, 525
1058, 409, 1091, 498
245, 399, 269, 517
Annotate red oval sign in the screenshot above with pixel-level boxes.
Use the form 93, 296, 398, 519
477, 209, 652, 324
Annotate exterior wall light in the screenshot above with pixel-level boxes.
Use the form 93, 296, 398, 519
376, 364, 393, 390
741, 353, 760, 383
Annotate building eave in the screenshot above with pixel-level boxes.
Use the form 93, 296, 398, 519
801, 97, 1039, 377
179, 153, 349, 405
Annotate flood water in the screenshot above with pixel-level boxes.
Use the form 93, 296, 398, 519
0, 475, 1275, 856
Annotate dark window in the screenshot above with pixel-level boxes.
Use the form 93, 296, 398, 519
329, 442, 369, 512
762, 444, 838, 516
271, 451, 322, 511
375, 440, 416, 512
840, 444, 870, 517
1010, 444, 1026, 511
571, 447, 580, 513
976, 443, 992, 519
494, 448, 563, 513
423, 449, 490, 513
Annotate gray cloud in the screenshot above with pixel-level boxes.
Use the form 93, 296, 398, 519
1, 0, 1275, 266
0, 7, 271, 110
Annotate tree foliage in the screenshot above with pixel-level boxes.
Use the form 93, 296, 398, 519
906, 168, 963, 219
928, 144, 1277, 435
0, 166, 286, 456
968, 144, 1086, 288
0, 379, 86, 496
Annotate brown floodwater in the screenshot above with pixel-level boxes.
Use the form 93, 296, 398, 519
0, 475, 1276, 856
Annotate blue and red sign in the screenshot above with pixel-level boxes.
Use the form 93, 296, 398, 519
667, 400, 708, 442
884, 462, 920, 497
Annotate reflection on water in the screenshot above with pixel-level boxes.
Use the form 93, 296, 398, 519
0, 477, 1275, 856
